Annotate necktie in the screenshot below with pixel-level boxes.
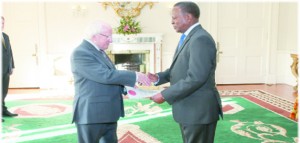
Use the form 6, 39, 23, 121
177, 34, 186, 51
100, 50, 114, 68
2, 34, 6, 49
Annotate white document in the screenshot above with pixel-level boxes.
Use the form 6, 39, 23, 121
125, 86, 162, 99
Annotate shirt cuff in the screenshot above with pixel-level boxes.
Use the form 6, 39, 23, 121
153, 74, 160, 85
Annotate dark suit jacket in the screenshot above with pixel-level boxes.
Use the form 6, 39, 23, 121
2, 32, 14, 75
156, 25, 223, 125
70, 40, 136, 124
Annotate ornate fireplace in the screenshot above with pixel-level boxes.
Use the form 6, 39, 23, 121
106, 33, 163, 73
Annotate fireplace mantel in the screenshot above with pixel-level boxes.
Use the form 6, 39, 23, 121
112, 33, 163, 44
107, 33, 163, 73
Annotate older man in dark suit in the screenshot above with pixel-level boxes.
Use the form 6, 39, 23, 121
2, 16, 18, 122
70, 20, 151, 143
148, 2, 223, 143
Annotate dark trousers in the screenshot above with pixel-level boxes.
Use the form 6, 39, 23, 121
2, 73, 10, 112
76, 122, 118, 143
180, 122, 217, 143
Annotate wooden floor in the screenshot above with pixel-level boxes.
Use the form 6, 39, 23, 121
216, 84, 296, 102
8, 84, 297, 102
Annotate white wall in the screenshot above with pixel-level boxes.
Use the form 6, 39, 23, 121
276, 3, 298, 86
39, 2, 215, 71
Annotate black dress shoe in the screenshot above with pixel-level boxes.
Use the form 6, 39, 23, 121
3, 110, 18, 117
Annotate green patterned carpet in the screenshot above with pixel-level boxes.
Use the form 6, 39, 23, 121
1, 91, 298, 143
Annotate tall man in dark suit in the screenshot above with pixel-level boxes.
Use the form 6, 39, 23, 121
148, 2, 223, 143
70, 20, 151, 143
2, 16, 18, 122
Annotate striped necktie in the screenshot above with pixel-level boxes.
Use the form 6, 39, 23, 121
2, 34, 6, 49
100, 50, 114, 68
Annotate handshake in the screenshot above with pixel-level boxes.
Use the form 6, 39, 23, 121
136, 72, 158, 86
135, 72, 165, 104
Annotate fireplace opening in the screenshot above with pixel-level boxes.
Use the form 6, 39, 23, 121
108, 51, 150, 73
107, 33, 162, 74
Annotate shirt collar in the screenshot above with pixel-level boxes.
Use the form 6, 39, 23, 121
183, 23, 200, 37
84, 39, 100, 51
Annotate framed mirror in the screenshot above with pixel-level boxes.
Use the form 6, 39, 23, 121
102, 2, 154, 17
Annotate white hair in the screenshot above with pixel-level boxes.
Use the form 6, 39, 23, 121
83, 20, 110, 40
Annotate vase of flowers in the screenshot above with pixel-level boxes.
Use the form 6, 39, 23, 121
116, 16, 142, 35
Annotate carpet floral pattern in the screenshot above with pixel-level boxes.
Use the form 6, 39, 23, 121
1, 90, 297, 143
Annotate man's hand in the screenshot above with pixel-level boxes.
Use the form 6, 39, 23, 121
136, 72, 151, 86
147, 72, 158, 82
150, 92, 165, 104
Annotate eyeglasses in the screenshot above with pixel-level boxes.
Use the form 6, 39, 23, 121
97, 33, 112, 39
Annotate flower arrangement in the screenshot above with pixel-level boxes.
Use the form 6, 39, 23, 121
116, 16, 142, 35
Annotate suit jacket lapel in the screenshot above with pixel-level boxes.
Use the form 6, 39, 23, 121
99, 50, 115, 69
173, 36, 190, 61
171, 25, 202, 68
2, 33, 8, 52
84, 40, 115, 69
